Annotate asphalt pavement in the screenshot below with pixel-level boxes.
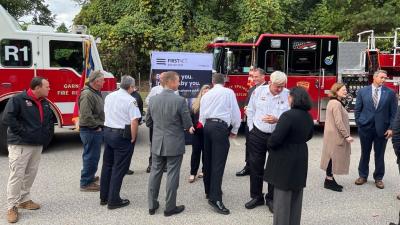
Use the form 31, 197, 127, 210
0, 126, 399, 225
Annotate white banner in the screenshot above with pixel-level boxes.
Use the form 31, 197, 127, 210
151, 51, 213, 70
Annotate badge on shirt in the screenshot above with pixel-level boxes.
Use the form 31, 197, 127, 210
260, 96, 266, 101
132, 100, 138, 107
25, 100, 32, 107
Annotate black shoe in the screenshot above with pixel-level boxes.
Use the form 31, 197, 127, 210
149, 201, 159, 215
245, 198, 265, 209
126, 169, 134, 175
265, 198, 274, 213
164, 205, 185, 217
236, 167, 250, 176
332, 177, 343, 189
205, 194, 209, 199
324, 178, 343, 192
146, 165, 151, 173
208, 200, 230, 215
163, 166, 167, 173
107, 199, 130, 209
100, 199, 107, 206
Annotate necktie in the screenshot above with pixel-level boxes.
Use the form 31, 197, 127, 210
373, 88, 379, 108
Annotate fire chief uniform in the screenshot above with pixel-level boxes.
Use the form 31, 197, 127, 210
246, 85, 290, 202
199, 84, 241, 204
100, 89, 141, 206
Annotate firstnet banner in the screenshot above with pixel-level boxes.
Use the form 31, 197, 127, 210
150, 51, 213, 98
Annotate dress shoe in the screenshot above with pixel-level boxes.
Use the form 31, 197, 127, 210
245, 198, 265, 209
189, 175, 195, 183
163, 166, 167, 173
236, 167, 250, 176
80, 182, 100, 192
355, 177, 367, 185
208, 200, 230, 215
375, 180, 384, 189
265, 198, 274, 213
7, 207, 18, 223
324, 178, 343, 192
126, 169, 134, 175
149, 201, 159, 215
332, 177, 343, 189
146, 165, 151, 173
397, 194, 400, 200
164, 205, 185, 217
100, 199, 107, 206
205, 194, 209, 199
107, 199, 130, 210
197, 172, 204, 178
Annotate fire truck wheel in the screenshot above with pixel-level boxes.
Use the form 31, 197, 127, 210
0, 110, 8, 155
44, 124, 55, 150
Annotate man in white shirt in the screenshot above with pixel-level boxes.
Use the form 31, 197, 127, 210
199, 73, 241, 215
245, 71, 290, 212
100, 75, 141, 210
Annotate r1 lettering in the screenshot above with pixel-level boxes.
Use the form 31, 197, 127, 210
4, 45, 29, 61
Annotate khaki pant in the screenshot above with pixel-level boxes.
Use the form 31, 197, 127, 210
7, 145, 42, 210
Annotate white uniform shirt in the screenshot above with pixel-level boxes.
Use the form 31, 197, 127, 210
247, 85, 290, 133
199, 84, 241, 134
104, 89, 141, 129
145, 85, 179, 105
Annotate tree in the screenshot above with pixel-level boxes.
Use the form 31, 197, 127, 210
0, 0, 56, 26
56, 22, 69, 33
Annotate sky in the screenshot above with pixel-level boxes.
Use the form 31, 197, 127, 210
20, 0, 82, 28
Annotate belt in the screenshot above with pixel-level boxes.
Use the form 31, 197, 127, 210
104, 126, 124, 133
206, 118, 228, 127
253, 126, 271, 135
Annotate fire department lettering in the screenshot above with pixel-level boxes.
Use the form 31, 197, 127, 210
4, 45, 29, 61
296, 81, 310, 90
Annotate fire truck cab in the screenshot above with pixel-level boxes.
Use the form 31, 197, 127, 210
0, 5, 117, 153
208, 34, 339, 123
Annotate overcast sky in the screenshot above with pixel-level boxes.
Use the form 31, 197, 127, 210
21, 0, 81, 28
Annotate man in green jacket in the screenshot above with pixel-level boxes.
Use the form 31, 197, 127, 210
79, 70, 105, 192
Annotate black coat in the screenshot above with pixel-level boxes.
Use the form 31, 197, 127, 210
263, 108, 314, 191
391, 106, 400, 163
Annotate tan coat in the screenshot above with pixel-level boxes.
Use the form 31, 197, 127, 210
320, 99, 351, 175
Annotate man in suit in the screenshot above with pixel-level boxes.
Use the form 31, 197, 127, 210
355, 70, 397, 189
236, 68, 266, 176
146, 71, 194, 217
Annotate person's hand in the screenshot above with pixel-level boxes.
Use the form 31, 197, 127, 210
385, 129, 393, 139
345, 136, 354, 143
96, 127, 102, 132
188, 126, 195, 134
244, 106, 248, 115
131, 137, 136, 143
262, 115, 278, 124
229, 133, 237, 138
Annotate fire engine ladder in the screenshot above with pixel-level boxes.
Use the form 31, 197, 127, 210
393, 28, 400, 67
358, 30, 381, 74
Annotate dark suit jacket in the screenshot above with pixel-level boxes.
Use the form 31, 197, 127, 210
355, 85, 397, 136
145, 89, 193, 156
263, 108, 314, 191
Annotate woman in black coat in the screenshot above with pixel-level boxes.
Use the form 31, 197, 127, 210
264, 87, 314, 225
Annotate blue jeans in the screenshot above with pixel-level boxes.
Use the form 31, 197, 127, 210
80, 127, 103, 187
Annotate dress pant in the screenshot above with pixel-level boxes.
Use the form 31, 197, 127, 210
244, 124, 250, 169
148, 126, 153, 165
148, 154, 183, 211
190, 131, 204, 176
7, 145, 42, 210
248, 126, 273, 199
100, 128, 133, 204
358, 126, 387, 180
273, 188, 303, 225
203, 120, 230, 201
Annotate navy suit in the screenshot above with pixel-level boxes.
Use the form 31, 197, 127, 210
355, 85, 397, 180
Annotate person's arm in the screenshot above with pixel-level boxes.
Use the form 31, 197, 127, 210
179, 98, 194, 131
199, 97, 206, 126
354, 88, 363, 125
391, 107, 400, 160
145, 99, 153, 128
130, 119, 139, 143
2, 97, 24, 135
145, 87, 156, 105
79, 93, 97, 128
246, 90, 256, 131
331, 101, 350, 139
230, 90, 241, 135
267, 112, 291, 150
128, 101, 141, 142
389, 91, 398, 129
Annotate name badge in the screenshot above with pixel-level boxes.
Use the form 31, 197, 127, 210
26, 100, 33, 107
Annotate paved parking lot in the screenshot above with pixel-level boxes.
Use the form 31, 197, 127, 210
0, 126, 399, 225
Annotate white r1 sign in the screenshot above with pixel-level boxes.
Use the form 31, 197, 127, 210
4, 45, 29, 61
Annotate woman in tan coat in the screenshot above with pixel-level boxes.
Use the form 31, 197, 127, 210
321, 83, 354, 192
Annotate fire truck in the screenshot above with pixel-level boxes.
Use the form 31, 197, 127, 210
0, 5, 117, 154
207, 29, 400, 125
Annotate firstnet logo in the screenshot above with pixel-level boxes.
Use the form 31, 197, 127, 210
167, 58, 188, 64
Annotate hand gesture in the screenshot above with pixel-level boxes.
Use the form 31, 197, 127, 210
188, 126, 195, 134
345, 136, 354, 143
262, 115, 278, 124
384, 129, 393, 139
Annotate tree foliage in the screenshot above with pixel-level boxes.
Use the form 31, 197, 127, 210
73, 0, 400, 79
0, 0, 55, 26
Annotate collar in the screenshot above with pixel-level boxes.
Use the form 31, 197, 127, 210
214, 84, 224, 88
27, 88, 43, 101
372, 84, 382, 91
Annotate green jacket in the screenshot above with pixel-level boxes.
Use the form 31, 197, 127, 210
78, 84, 104, 129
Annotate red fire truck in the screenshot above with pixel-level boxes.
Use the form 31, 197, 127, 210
207, 29, 400, 125
0, 5, 117, 153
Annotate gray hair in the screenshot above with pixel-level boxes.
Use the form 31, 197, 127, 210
212, 73, 225, 84
88, 70, 104, 83
253, 68, 266, 75
163, 71, 179, 84
120, 75, 135, 90
373, 70, 387, 77
270, 71, 287, 84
